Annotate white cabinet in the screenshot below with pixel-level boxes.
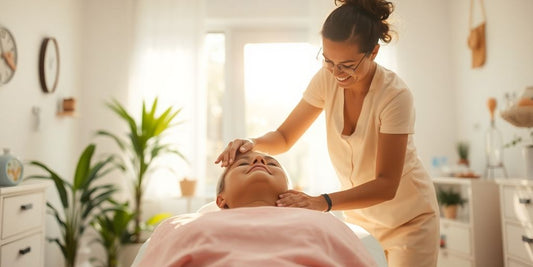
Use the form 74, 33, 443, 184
497, 179, 533, 266
433, 177, 503, 267
0, 181, 48, 267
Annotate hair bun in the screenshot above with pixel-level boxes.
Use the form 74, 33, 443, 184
336, 0, 393, 21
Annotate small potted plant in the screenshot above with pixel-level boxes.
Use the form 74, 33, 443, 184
437, 188, 466, 219
456, 141, 470, 167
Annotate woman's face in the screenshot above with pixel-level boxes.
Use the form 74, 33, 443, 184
217, 151, 288, 208
321, 38, 378, 88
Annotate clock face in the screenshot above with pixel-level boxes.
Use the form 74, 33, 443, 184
0, 27, 17, 86
39, 38, 60, 93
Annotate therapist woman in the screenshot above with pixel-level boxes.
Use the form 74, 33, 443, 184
215, 0, 439, 266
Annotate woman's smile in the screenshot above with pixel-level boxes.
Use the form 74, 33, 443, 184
336, 76, 350, 82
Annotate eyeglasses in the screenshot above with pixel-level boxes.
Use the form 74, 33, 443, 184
316, 47, 367, 73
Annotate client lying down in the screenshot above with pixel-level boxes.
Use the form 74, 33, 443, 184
136, 151, 376, 266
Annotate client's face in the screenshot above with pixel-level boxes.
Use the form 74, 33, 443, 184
217, 151, 288, 208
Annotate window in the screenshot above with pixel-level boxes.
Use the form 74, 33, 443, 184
204, 31, 339, 196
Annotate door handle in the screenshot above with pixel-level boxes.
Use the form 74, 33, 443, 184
522, 235, 533, 243
19, 246, 31, 255
20, 203, 33, 210
519, 198, 531, 204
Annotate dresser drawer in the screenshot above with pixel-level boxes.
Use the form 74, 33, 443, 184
1, 192, 45, 239
438, 250, 473, 267
505, 223, 533, 263
0, 233, 42, 267
441, 221, 472, 255
502, 186, 533, 223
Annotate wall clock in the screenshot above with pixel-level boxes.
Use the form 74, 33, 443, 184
39, 37, 60, 93
0, 26, 18, 86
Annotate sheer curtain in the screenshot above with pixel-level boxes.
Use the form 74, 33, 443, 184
129, 0, 206, 199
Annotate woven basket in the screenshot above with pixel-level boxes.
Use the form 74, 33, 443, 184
501, 106, 533, 128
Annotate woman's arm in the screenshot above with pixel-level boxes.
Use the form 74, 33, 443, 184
215, 99, 322, 166
277, 133, 408, 211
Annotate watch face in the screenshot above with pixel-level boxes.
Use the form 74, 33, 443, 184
39, 38, 60, 93
0, 27, 17, 85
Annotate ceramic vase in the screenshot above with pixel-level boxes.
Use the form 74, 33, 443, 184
180, 178, 197, 197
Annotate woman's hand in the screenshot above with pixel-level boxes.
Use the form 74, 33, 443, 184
214, 138, 255, 167
276, 190, 329, 212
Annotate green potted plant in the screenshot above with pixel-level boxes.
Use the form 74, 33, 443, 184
90, 201, 170, 267
90, 202, 134, 267
456, 141, 470, 167
97, 98, 186, 244
437, 188, 466, 219
28, 144, 119, 267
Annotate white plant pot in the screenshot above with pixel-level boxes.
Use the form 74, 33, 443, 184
524, 145, 533, 179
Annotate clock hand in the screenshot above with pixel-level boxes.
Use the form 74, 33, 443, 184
2, 52, 16, 71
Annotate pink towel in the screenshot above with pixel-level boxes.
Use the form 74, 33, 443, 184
138, 206, 376, 266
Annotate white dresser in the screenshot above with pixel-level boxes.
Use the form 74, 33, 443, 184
0, 181, 48, 267
433, 177, 503, 267
497, 179, 533, 266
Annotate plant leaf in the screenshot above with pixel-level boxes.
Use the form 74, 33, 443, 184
73, 144, 96, 191
95, 130, 127, 152
28, 162, 70, 208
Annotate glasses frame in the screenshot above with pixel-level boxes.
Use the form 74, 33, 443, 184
316, 47, 368, 73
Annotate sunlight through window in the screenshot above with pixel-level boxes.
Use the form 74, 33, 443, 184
244, 43, 339, 193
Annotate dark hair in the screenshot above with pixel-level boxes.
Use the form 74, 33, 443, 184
216, 167, 229, 195
322, 0, 394, 54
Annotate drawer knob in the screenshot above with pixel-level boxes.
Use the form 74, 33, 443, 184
20, 203, 33, 210
522, 235, 533, 243
18, 246, 31, 255
519, 198, 531, 204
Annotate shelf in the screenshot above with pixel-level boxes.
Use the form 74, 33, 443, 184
57, 111, 78, 117
433, 177, 477, 185
440, 217, 470, 228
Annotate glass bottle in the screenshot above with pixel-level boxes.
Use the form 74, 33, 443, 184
485, 120, 504, 167
484, 98, 507, 178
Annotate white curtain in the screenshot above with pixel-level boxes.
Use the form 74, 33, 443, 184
129, 0, 206, 199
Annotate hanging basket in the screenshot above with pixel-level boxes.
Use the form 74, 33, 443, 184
501, 106, 533, 128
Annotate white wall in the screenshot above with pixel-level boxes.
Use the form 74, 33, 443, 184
79, 0, 135, 204
392, 0, 457, 170
450, 0, 533, 177
0, 1, 82, 266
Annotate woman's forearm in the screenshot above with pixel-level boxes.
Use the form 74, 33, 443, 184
252, 130, 292, 155
328, 176, 400, 210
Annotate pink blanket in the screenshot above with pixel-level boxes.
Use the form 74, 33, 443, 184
138, 206, 376, 266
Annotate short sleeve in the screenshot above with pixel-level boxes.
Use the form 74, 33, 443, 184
379, 89, 415, 134
302, 68, 328, 108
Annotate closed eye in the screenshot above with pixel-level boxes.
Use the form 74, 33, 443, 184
339, 64, 355, 69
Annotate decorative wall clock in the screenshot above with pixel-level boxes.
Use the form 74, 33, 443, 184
0, 26, 18, 86
39, 37, 60, 93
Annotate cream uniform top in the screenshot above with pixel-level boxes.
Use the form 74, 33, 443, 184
303, 64, 438, 230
